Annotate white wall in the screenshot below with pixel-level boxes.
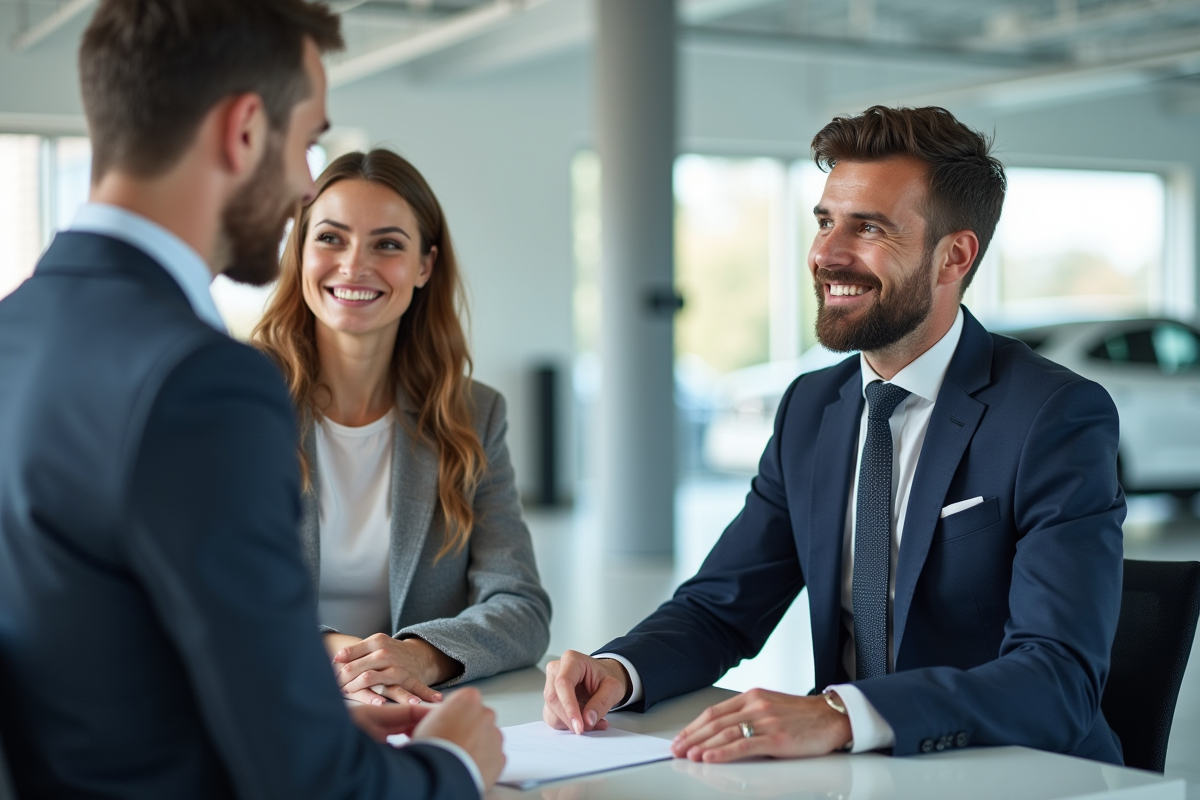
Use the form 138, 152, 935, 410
0, 7, 88, 121
327, 58, 588, 503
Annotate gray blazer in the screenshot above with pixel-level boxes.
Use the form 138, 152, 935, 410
299, 380, 551, 687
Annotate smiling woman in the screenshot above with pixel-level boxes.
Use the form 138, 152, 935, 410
252, 149, 551, 706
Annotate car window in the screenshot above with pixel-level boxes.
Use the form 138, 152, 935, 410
1087, 323, 1200, 373
1152, 323, 1200, 373
1088, 328, 1157, 365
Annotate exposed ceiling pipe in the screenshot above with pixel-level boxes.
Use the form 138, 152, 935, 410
326, 0, 789, 88
11, 0, 97, 52
847, 38, 1200, 113
328, 0, 542, 88
684, 26, 1051, 70
680, 0, 782, 25
971, 0, 1200, 50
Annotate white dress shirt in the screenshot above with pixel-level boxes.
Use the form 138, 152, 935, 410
603, 308, 965, 757
69, 203, 226, 332
828, 307, 964, 752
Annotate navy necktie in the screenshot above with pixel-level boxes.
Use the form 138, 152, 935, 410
853, 380, 911, 680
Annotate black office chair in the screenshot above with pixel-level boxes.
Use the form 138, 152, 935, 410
1100, 559, 1200, 773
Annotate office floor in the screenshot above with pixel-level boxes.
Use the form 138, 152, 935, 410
525, 480, 1200, 797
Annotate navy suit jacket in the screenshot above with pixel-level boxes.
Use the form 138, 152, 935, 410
601, 308, 1125, 763
0, 233, 476, 799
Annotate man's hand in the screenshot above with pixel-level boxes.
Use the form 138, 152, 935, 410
348, 702, 433, 743
334, 633, 462, 706
542, 651, 630, 735
413, 688, 506, 791
671, 688, 853, 762
323, 632, 362, 660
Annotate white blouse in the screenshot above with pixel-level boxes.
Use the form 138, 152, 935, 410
314, 410, 394, 639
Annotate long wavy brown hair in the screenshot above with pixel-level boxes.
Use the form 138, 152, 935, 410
253, 149, 484, 559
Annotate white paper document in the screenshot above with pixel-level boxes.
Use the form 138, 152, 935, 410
496, 721, 674, 790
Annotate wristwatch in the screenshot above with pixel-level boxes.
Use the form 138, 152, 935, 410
822, 688, 854, 751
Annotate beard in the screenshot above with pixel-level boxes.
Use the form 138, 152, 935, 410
814, 252, 935, 353
220, 134, 296, 287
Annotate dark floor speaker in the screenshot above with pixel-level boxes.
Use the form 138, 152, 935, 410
532, 363, 560, 507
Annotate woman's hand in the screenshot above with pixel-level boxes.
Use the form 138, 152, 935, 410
334, 633, 462, 705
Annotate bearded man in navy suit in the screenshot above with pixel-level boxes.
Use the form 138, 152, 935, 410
544, 106, 1125, 765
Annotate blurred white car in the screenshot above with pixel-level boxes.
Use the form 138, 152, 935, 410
703, 318, 1200, 497
1003, 318, 1200, 496
703, 345, 850, 474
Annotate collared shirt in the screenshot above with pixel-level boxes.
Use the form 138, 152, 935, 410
604, 307, 967, 759
70, 203, 226, 333
830, 306, 965, 752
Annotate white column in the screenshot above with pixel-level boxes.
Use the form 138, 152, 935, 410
596, 0, 678, 555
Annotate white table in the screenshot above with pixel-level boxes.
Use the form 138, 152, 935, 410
446, 665, 1186, 800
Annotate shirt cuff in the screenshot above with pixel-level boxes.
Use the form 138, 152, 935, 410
593, 652, 643, 710
419, 738, 485, 797
828, 683, 895, 753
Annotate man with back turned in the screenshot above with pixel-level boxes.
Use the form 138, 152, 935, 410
544, 106, 1125, 764
0, 1, 502, 797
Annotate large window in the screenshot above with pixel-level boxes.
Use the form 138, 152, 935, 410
571, 154, 1193, 476
573, 155, 1191, 364
965, 166, 1182, 325
572, 153, 826, 372
0, 134, 330, 339
0, 132, 273, 337
0, 134, 92, 300
674, 156, 775, 374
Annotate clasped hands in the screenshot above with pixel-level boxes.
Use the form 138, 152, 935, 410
323, 632, 461, 706
324, 634, 505, 789
542, 650, 853, 763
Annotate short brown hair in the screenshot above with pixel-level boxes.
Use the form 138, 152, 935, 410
80, 0, 344, 180
811, 106, 1006, 291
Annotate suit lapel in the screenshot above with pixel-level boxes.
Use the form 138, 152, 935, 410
892, 310, 993, 661
388, 402, 439, 628
807, 367, 864, 689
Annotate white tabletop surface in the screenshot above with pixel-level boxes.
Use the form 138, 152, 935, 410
443, 664, 1186, 800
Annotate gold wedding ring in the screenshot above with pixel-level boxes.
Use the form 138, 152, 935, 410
739, 721, 754, 739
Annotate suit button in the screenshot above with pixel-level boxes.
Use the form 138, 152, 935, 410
955, 732, 969, 748
921, 739, 934, 753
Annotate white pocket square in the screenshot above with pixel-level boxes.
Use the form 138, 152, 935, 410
941, 496, 985, 519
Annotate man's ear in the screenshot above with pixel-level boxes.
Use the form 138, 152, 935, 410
936, 230, 979, 288
220, 92, 269, 177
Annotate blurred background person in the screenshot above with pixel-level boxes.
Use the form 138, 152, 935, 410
254, 149, 551, 707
